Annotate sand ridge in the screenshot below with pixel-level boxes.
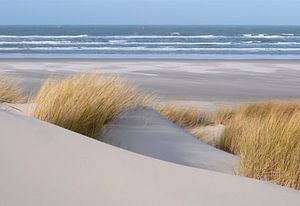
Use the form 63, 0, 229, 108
101, 107, 239, 174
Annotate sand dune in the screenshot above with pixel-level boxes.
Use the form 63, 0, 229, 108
101, 107, 238, 174
0, 109, 299, 206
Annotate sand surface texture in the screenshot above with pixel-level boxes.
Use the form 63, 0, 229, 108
101, 107, 239, 174
0, 109, 299, 206
1, 59, 300, 110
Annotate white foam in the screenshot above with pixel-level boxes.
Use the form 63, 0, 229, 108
1, 40, 300, 47
1, 34, 299, 40
126, 42, 233, 45
0, 41, 72, 45
108, 40, 128, 44
243, 34, 300, 38
0, 41, 234, 46
98, 35, 225, 39
1, 47, 300, 52
244, 41, 262, 44
0, 35, 225, 39
243, 41, 300, 45
274, 42, 300, 45
0, 35, 89, 39
281, 33, 295, 36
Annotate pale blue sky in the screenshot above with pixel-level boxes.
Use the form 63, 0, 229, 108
0, 0, 299, 25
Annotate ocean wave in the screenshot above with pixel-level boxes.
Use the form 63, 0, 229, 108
244, 41, 262, 44
1, 47, 300, 52
0, 34, 299, 40
98, 35, 225, 39
243, 41, 300, 45
242, 34, 300, 38
108, 40, 128, 44
170, 32, 181, 36
273, 42, 300, 45
0, 41, 73, 45
2, 41, 300, 46
0, 35, 225, 39
0, 35, 89, 39
128, 42, 233, 45
0, 41, 233, 45
281, 33, 295, 36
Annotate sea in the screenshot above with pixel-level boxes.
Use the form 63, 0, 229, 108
0, 25, 300, 59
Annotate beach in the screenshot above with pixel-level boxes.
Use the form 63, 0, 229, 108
1, 59, 300, 110
1, 1, 300, 204
1, 108, 299, 206
1, 59, 300, 205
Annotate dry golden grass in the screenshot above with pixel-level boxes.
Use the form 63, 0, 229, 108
31, 73, 211, 140
31, 73, 148, 138
216, 101, 300, 190
156, 104, 220, 147
215, 107, 235, 125
0, 75, 23, 103
157, 104, 212, 129
29, 73, 299, 189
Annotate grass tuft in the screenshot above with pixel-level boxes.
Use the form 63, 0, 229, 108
157, 104, 212, 128
0, 75, 23, 103
29, 73, 299, 190
216, 101, 300, 190
31, 73, 146, 138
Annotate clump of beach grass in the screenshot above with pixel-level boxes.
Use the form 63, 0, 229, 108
157, 104, 212, 128
156, 104, 216, 145
0, 75, 23, 103
31, 73, 147, 138
216, 101, 300, 190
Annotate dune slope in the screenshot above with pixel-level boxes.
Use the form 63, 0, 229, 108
0, 110, 299, 206
101, 107, 239, 174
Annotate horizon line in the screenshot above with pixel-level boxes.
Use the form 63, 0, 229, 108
1, 24, 300, 27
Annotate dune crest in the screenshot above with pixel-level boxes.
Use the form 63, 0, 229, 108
101, 107, 239, 174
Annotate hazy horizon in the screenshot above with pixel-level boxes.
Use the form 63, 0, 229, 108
1, 24, 300, 26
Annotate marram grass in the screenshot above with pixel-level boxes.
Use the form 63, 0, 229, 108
0, 75, 23, 103
157, 104, 212, 129
31, 73, 211, 139
31, 73, 148, 139
216, 101, 300, 190
30, 73, 299, 190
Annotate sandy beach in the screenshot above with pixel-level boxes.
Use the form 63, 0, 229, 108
1, 1, 300, 204
1, 59, 300, 205
1, 108, 300, 206
1, 59, 300, 110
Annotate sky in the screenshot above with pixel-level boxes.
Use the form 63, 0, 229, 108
0, 0, 299, 25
